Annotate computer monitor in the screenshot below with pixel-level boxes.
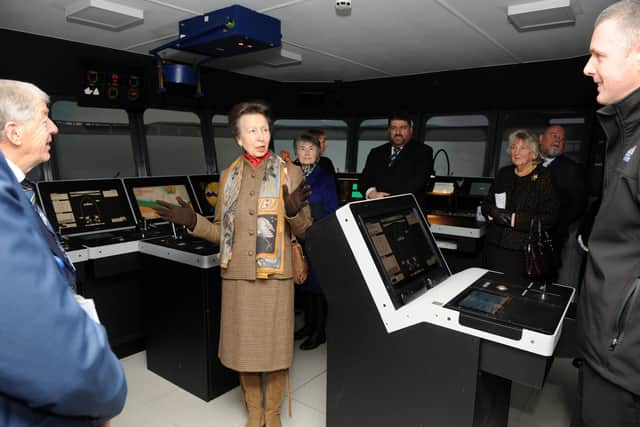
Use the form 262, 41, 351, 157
123, 176, 196, 224
37, 179, 136, 236
336, 173, 363, 205
469, 181, 491, 197
349, 194, 451, 309
188, 174, 220, 217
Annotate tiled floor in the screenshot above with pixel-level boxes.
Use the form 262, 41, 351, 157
111, 342, 577, 427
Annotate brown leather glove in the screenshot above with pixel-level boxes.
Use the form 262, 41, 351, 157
283, 182, 311, 217
154, 196, 197, 229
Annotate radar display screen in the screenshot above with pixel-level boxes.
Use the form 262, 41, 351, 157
123, 176, 196, 223
189, 174, 220, 217
37, 179, 136, 235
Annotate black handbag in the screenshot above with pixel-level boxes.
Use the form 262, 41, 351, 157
525, 217, 558, 279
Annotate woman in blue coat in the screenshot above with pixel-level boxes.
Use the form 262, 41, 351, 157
293, 133, 338, 350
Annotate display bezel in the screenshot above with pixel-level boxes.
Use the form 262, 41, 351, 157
349, 194, 451, 309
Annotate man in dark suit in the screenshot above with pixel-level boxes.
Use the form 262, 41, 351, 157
360, 112, 434, 207
539, 125, 587, 286
539, 125, 587, 245
0, 79, 126, 426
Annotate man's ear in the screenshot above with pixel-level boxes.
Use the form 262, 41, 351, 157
2, 122, 22, 146
631, 43, 640, 69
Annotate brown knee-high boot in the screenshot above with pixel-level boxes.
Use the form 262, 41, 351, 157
239, 372, 264, 427
264, 369, 288, 427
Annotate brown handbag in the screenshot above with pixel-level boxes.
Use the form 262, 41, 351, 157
291, 238, 309, 285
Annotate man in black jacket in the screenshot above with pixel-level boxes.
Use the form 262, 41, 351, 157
574, 2, 640, 426
539, 125, 587, 286
359, 112, 433, 208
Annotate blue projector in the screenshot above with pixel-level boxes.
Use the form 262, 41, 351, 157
166, 4, 281, 59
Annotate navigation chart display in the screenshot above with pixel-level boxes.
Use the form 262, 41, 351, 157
132, 185, 192, 220
123, 176, 197, 223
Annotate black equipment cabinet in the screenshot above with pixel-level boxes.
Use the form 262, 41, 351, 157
140, 238, 238, 401
306, 213, 556, 427
76, 252, 145, 358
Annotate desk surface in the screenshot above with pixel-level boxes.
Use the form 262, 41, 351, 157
139, 236, 219, 269
427, 214, 486, 238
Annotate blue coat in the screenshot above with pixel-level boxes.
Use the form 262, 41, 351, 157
0, 152, 126, 426
302, 165, 338, 292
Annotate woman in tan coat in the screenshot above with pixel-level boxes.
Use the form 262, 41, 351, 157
155, 101, 312, 427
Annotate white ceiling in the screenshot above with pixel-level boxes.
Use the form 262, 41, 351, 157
0, 0, 614, 82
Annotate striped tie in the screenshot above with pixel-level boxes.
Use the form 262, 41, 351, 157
389, 146, 401, 167
21, 180, 37, 205
21, 179, 77, 287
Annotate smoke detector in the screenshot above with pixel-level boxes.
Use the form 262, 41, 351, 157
335, 0, 352, 16
507, 0, 575, 31
66, 0, 144, 31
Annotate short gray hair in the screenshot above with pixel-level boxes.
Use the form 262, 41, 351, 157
507, 129, 540, 160
0, 80, 49, 131
595, 0, 640, 48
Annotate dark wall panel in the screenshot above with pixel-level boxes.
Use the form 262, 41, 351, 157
0, 29, 599, 117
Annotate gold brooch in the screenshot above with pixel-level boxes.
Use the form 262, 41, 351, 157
532, 174, 538, 181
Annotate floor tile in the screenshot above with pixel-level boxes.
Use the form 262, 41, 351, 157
110, 342, 578, 427
292, 372, 326, 413
289, 344, 327, 390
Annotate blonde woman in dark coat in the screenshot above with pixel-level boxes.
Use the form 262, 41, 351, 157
482, 129, 559, 280
155, 101, 312, 427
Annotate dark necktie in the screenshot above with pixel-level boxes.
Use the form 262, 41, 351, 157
21, 180, 37, 205
21, 180, 77, 288
389, 146, 402, 167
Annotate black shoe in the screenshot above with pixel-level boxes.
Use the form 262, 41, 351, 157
294, 324, 312, 340
300, 332, 326, 350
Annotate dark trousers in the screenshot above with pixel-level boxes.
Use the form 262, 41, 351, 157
572, 362, 640, 427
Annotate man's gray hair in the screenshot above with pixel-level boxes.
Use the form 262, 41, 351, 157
596, 0, 640, 48
0, 80, 49, 131
507, 129, 540, 160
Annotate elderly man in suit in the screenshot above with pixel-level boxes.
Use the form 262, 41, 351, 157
360, 112, 434, 208
0, 79, 126, 426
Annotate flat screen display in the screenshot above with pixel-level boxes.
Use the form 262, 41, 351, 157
37, 179, 136, 235
351, 194, 450, 309
469, 181, 491, 197
189, 174, 220, 217
123, 176, 196, 223
336, 173, 363, 205
458, 290, 511, 315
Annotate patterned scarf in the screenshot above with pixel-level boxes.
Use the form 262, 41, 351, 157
301, 163, 316, 178
220, 153, 289, 278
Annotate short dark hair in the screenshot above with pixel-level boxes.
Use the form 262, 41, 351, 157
228, 100, 272, 137
388, 111, 413, 128
293, 133, 320, 150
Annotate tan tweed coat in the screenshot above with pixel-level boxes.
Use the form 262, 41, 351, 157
191, 156, 312, 372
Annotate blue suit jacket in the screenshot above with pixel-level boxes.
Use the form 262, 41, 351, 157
0, 153, 126, 426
